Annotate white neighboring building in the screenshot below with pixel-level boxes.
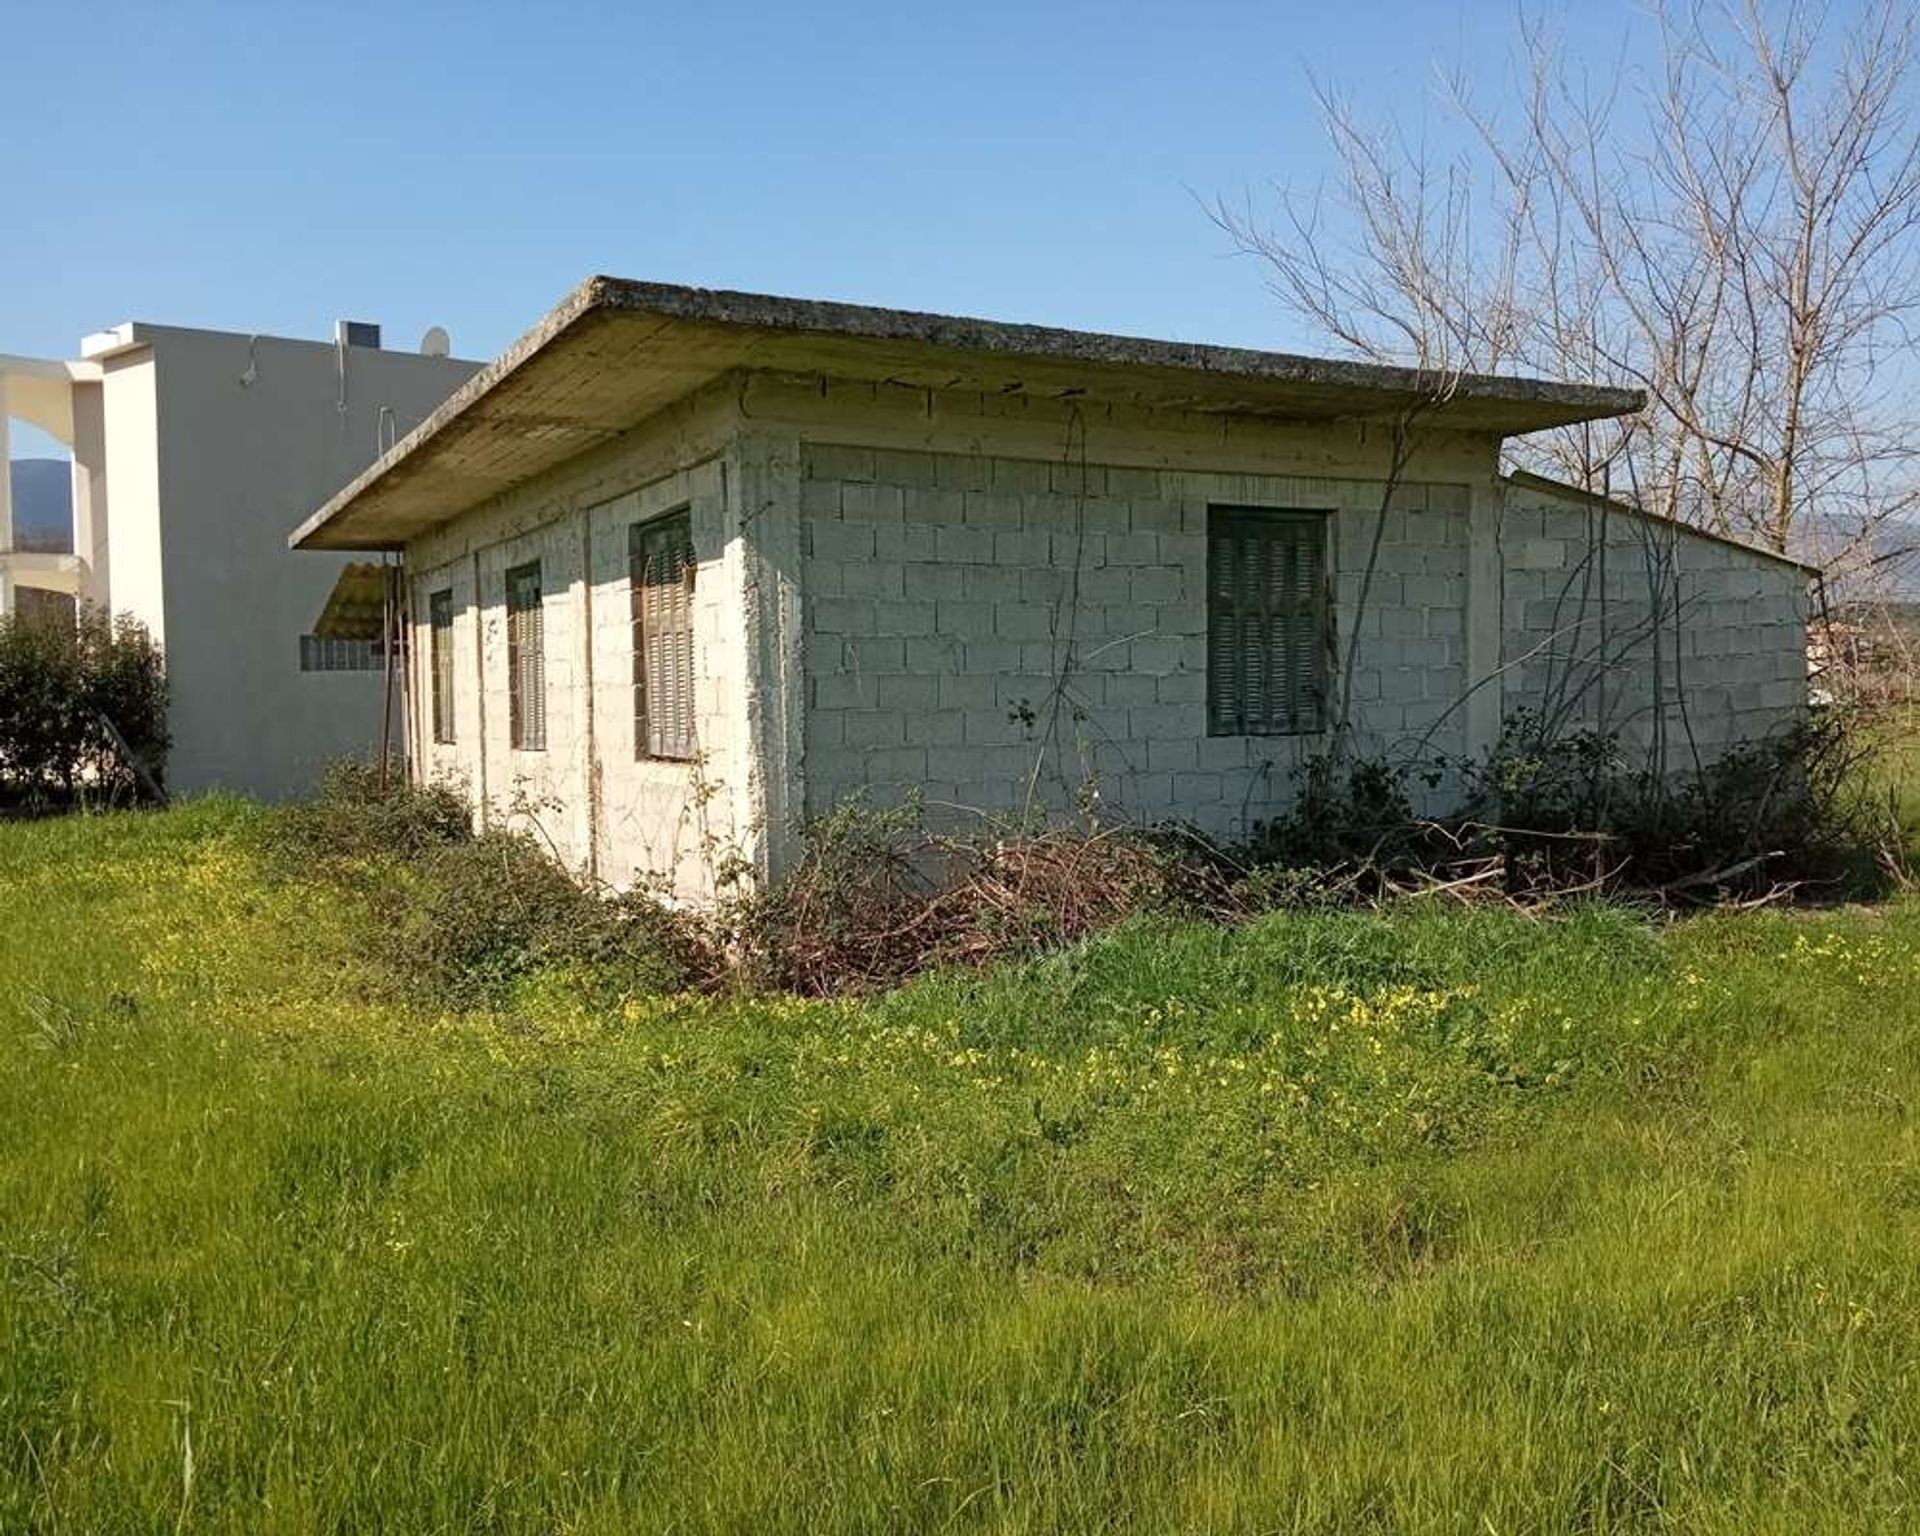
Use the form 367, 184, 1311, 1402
1, 321, 479, 798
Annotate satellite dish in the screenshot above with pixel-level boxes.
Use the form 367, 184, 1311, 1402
420, 325, 451, 358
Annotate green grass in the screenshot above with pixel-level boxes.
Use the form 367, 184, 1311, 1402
1871, 706, 1920, 826
4, 799, 1920, 1533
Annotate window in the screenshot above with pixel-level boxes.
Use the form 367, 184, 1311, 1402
428, 589, 456, 744
14, 589, 76, 631
299, 634, 386, 672
505, 562, 545, 751
1206, 507, 1331, 735
631, 513, 696, 760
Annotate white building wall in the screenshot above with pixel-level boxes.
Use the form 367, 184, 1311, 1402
97, 353, 165, 646
129, 326, 478, 799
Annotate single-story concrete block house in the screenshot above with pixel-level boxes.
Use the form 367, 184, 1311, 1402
292, 278, 1816, 902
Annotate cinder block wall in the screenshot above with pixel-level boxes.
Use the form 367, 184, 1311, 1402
1498, 478, 1810, 768
407, 382, 752, 903
394, 370, 1812, 896
797, 443, 1475, 842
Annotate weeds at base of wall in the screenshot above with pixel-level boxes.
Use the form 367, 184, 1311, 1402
261, 762, 716, 1009
1252, 707, 1911, 905
263, 766, 1222, 1004
731, 711, 1908, 995
269, 711, 1910, 1006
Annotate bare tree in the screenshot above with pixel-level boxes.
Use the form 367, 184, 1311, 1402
1214, 0, 1920, 587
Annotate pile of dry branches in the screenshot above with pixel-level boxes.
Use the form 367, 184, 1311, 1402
731, 821, 1232, 995
1255, 712, 1909, 916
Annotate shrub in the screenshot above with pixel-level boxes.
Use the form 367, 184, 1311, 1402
1468, 707, 1626, 836
83, 611, 168, 798
268, 760, 471, 868
1605, 715, 1902, 895
0, 616, 82, 793
1453, 708, 1904, 897
262, 763, 712, 1006
369, 832, 711, 1008
0, 607, 167, 808
728, 796, 932, 993
1250, 754, 1429, 876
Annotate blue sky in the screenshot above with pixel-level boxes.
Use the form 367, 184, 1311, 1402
5, 1, 1659, 455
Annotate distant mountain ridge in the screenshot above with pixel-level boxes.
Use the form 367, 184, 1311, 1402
7, 459, 72, 554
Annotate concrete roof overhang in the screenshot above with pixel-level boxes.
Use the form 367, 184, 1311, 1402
292, 276, 1646, 551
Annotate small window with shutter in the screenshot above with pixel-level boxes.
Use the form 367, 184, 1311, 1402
1207, 507, 1332, 736
428, 588, 456, 745
505, 561, 546, 752
631, 512, 697, 760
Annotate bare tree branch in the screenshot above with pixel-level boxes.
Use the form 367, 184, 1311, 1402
1216, 0, 1920, 596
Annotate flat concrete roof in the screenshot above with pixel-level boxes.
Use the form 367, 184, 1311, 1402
79, 319, 479, 365
293, 275, 1646, 551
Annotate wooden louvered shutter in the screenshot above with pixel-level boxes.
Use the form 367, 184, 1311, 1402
1206, 508, 1330, 736
631, 513, 697, 760
429, 588, 456, 744
505, 562, 546, 751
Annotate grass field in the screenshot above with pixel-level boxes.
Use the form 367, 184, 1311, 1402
4, 798, 1919, 1532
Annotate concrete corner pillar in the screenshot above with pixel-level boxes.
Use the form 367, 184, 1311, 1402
0, 387, 12, 618
728, 429, 806, 885
1463, 474, 1505, 761
69, 381, 110, 609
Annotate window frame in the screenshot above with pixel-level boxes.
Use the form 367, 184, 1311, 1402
298, 634, 386, 673
1205, 505, 1334, 738
427, 588, 456, 746
630, 510, 697, 762
504, 561, 546, 753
